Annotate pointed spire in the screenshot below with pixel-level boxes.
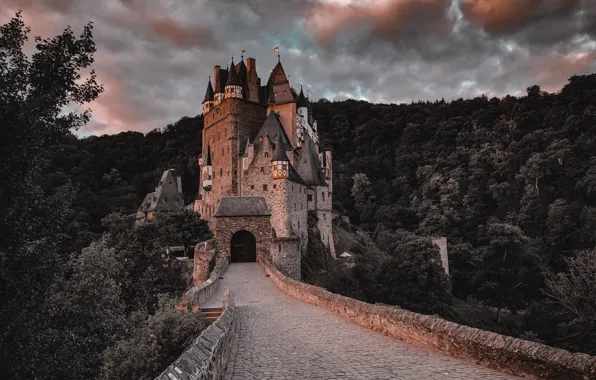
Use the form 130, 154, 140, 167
272, 126, 290, 162
203, 77, 214, 103
297, 85, 308, 108
226, 57, 241, 86
206, 145, 212, 166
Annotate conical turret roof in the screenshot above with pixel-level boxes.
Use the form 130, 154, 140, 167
297, 86, 308, 108
226, 58, 241, 86
203, 79, 214, 103
272, 127, 290, 162
242, 137, 251, 157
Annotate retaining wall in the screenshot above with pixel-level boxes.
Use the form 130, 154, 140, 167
258, 257, 596, 379
155, 290, 236, 380
184, 250, 229, 306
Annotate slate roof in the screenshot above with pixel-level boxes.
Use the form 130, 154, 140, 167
296, 134, 326, 186
203, 79, 214, 103
253, 112, 294, 152
226, 59, 242, 86
214, 196, 271, 217
297, 87, 308, 108
136, 170, 184, 218
272, 127, 290, 162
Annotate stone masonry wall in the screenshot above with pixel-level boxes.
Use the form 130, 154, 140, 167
258, 257, 596, 379
185, 249, 229, 306
155, 290, 237, 380
270, 238, 301, 280
214, 215, 271, 260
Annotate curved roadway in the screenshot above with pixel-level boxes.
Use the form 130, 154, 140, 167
203, 263, 518, 380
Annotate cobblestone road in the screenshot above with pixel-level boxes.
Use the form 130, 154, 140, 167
204, 263, 518, 380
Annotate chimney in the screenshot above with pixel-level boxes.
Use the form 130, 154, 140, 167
176, 176, 182, 194
213, 65, 221, 93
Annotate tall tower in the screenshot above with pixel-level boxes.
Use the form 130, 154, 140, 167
195, 58, 267, 220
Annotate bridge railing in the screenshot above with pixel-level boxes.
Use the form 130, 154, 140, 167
258, 256, 596, 379
155, 289, 236, 380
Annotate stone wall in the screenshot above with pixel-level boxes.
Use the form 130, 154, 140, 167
213, 215, 271, 260
155, 290, 237, 380
430, 236, 449, 274
184, 250, 229, 306
270, 237, 301, 280
258, 257, 596, 379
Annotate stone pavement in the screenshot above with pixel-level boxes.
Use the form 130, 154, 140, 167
203, 263, 519, 380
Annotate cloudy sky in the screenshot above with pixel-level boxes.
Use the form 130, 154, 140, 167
2, 0, 595, 135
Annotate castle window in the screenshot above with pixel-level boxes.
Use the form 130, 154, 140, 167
307, 194, 312, 202
264, 152, 269, 158
323, 214, 326, 220
261, 167, 264, 173
322, 192, 325, 201
251, 185, 254, 190
278, 244, 281, 252
228, 171, 230, 176
273, 184, 277, 189
263, 184, 268, 192
220, 168, 223, 176
298, 221, 300, 229
282, 164, 287, 171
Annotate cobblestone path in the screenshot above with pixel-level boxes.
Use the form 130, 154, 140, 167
204, 263, 518, 380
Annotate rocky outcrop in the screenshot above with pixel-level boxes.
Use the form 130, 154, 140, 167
155, 290, 236, 380
259, 256, 596, 379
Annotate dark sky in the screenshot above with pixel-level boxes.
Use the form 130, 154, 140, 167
2, 0, 595, 135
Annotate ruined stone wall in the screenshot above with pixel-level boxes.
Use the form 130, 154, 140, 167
430, 236, 449, 274
214, 215, 271, 260
258, 257, 596, 380
155, 290, 237, 380
193, 239, 217, 286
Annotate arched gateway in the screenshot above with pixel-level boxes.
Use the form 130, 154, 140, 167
230, 230, 257, 262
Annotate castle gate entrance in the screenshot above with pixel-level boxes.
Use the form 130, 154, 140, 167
230, 230, 257, 263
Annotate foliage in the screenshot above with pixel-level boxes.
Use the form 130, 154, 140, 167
542, 249, 596, 354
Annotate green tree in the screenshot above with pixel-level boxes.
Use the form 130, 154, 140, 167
474, 223, 543, 322
376, 233, 452, 314
0, 13, 103, 377
157, 209, 213, 255
543, 249, 596, 354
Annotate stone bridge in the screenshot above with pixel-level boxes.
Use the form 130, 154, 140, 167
158, 261, 596, 380
202, 263, 517, 380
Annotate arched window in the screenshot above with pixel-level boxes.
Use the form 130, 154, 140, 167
264, 152, 269, 158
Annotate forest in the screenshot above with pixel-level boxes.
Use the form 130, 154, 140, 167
2, 11, 596, 380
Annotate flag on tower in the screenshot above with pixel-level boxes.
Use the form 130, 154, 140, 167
242, 50, 246, 54
273, 46, 279, 52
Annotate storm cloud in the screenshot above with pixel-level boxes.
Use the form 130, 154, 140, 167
2, 0, 595, 135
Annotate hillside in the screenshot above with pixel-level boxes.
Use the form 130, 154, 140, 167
34, 73, 596, 355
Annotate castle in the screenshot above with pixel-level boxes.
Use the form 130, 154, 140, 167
192, 55, 334, 279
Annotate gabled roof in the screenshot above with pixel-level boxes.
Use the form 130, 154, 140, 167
267, 61, 289, 87
203, 79, 214, 103
296, 134, 326, 186
214, 196, 271, 217
254, 111, 293, 152
136, 170, 184, 217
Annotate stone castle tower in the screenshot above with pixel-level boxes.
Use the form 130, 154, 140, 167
193, 55, 333, 279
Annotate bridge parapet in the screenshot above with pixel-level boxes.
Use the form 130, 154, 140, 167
258, 256, 596, 379
155, 289, 236, 380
